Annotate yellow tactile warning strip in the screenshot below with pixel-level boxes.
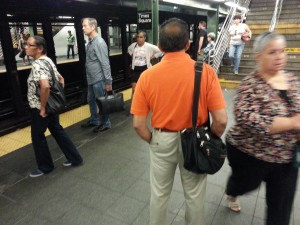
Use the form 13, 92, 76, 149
0, 88, 132, 157
219, 79, 241, 89
285, 48, 300, 53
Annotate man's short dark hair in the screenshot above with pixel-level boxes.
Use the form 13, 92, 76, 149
159, 18, 189, 53
199, 21, 206, 27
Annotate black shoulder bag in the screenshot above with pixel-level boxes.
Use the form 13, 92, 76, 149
180, 62, 227, 174
96, 90, 125, 115
36, 60, 66, 114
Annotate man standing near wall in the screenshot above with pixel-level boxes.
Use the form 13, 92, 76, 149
67, 30, 75, 59
81, 18, 112, 133
197, 21, 208, 61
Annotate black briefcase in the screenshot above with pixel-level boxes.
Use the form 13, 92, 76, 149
96, 91, 125, 115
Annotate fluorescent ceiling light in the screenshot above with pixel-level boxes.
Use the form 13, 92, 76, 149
163, 0, 185, 3
225, 1, 237, 7
58, 16, 73, 19
238, 6, 247, 11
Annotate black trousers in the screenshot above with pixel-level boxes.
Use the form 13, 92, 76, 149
131, 65, 147, 83
67, 44, 74, 58
30, 109, 83, 172
226, 142, 298, 225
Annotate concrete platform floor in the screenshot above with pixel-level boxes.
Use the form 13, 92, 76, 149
0, 89, 299, 225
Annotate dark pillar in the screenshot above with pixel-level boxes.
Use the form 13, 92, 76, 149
0, 12, 25, 116
41, 17, 56, 64
74, 16, 87, 87
32, 23, 38, 35
99, 18, 109, 47
120, 22, 129, 79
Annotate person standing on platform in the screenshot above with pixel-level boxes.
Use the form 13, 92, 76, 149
127, 31, 161, 98
203, 32, 216, 63
18, 33, 31, 65
228, 14, 252, 75
225, 32, 300, 225
196, 21, 208, 61
81, 17, 113, 133
131, 18, 227, 225
26, 35, 83, 178
67, 30, 75, 59
128, 31, 161, 96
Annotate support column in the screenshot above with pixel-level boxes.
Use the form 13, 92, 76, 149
207, 8, 219, 37
41, 17, 56, 64
137, 0, 159, 45
0, 12, 25, 116
152, 0, 159, 45
99, 18, 109, 47
74, 16, 87, 87
120, 22, 129, 79
32, 23, 38, 36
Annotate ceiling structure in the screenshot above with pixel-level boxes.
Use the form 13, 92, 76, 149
0, 0, 230, 23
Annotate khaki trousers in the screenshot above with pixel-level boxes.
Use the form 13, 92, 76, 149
197, 51, 205, 61
149, 129, 207, 225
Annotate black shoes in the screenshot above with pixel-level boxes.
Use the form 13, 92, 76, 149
81, 122, 110, 133
63, 161, 83, 167
29, 169, 44, 178
81, 122, 98, 128
93, 125, 110, 133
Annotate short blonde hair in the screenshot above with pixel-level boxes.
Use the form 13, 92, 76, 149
82, 18, 98, 31
207, 32, 216, 41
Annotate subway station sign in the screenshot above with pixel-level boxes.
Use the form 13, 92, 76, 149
138, 11, 152, 30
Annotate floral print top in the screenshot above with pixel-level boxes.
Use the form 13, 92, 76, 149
27, 57, 59, 109
227, 71, 300, 163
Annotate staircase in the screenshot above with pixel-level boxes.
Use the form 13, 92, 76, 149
218, 0, 300, 86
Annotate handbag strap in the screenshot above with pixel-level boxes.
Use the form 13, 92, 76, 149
40, 59, 58, 86
192, 61, 203, 130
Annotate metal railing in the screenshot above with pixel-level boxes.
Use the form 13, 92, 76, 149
269, 0, 283, 32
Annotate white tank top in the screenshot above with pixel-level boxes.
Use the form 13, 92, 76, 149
229, 23, 247, 45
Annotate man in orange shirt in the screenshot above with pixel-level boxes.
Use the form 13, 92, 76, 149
131, 18, 227, 225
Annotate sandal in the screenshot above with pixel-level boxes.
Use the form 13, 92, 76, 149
227, 196, 241, 212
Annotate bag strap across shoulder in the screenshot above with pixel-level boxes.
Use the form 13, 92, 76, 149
192, 62, 203, 130
40, 59, 58, 86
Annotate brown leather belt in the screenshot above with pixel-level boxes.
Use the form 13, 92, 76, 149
154, 128, 178, 132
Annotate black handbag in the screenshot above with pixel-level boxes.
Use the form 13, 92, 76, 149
180, 62, 227, 174
36, 60, 66, 114
96, 91, 124, 115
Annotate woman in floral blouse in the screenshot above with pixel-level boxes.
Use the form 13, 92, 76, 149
26, 36, 83, 178
225, 32, 300, 225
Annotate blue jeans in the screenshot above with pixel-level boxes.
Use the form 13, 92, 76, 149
30, 109, 83, 172
67, 45, 74, 58
229, 43, 245, 73
87, 81, 111, 128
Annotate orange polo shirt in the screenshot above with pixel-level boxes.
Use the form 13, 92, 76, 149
131, 52, 226, 130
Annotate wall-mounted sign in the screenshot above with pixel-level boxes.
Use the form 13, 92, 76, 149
138, 11, 152, 30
